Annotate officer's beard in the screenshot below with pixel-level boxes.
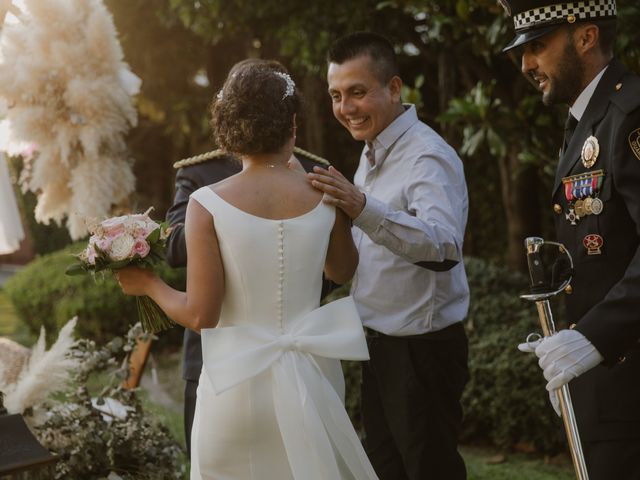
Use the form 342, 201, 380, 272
542, 37, 585, 107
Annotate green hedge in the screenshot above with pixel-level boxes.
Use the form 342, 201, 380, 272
4, 243, 185, 346
461, 257, 566, 453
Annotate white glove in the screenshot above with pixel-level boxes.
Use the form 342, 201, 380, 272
536, 329, 604, 391
518, 335, 561, 417
548, 389, 560, 417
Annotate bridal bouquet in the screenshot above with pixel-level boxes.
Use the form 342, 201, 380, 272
66, 208, 175, 333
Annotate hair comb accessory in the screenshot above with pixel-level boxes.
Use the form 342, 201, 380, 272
274, 71, 295, 99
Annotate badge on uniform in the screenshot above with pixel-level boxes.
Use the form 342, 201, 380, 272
583, 234, 603, 255
581, 136, 600, 168
562, 170, 605, 224
629, 128, 640, 161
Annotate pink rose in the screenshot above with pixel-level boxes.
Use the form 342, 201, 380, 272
95, 237, 112, 252
85, 245, 97, 265
131, 238, 150, 258
101, 216, 126, 237
125, 215, 156, 239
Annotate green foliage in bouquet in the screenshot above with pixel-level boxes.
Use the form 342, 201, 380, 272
461, 257, 566, 453
4, 242, 185, 346
32, 324, 185, 479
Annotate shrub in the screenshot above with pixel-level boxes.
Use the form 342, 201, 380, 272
461, 257, 566, 453
4, 243, 185, 346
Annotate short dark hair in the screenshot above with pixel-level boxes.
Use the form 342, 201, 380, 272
211, 60, 301, 155
327, 32, 399, 84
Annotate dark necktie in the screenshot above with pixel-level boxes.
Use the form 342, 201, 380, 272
563, 113, 578, 151
365, 141, 375, 167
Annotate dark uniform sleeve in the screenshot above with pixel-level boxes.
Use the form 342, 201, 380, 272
165, 168, 199, 268
575, 100, 640, 363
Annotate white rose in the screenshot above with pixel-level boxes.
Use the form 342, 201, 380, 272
109, 234, 136, 261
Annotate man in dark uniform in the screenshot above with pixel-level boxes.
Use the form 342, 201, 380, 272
166, 146, 330, 455
503, 1, 640, 477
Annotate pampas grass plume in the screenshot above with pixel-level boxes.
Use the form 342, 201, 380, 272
4, 317, 80, 415
0, 0, 139, 239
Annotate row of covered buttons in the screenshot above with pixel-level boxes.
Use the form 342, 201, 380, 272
277, 222, 284, 328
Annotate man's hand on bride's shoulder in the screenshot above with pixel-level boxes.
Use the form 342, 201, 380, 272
308, 166, 365, 220
115, 266, 155, 297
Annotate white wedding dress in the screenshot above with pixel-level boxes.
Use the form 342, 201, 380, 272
189, 187, 378, 480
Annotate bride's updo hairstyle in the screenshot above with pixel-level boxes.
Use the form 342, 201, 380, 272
211, 60, 301, 155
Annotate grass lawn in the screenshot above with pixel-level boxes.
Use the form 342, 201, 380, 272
463, 446, 573, 479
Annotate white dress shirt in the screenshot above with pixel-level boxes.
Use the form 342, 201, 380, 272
351, 105, 470, 335
570, 65, 608, 121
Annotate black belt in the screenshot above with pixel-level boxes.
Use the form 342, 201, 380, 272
365, 322, 465, 341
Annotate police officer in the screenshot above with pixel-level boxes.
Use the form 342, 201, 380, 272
503, 1, 640, 477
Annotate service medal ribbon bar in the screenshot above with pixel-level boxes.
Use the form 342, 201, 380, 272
562, 170, 605, 223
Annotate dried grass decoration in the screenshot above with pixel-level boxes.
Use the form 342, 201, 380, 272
0, 0, 141, 239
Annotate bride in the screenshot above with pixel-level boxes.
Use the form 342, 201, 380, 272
117, 61, 378, 480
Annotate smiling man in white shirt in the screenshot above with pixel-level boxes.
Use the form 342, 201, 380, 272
309, 32, 469, 480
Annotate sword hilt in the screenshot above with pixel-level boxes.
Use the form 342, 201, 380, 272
525, 237, 546, 292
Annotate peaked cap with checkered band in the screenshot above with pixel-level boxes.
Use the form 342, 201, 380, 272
501, 0, 617, 52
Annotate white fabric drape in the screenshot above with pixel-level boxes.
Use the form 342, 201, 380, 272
0, 151, 24, 254
201, 297, 378, 480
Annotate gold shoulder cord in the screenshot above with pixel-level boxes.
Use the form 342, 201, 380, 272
173, 146, 330, 169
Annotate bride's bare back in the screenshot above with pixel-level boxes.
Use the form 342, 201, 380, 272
212, 165, 323, 221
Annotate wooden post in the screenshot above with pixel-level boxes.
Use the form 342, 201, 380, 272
122, 336, 153, 390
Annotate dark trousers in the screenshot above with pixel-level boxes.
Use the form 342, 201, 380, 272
583, 440, 640, 479
361, 322, 469, 480
184, 379, 199, 457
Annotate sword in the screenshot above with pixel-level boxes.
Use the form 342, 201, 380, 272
520, 237, 589, 480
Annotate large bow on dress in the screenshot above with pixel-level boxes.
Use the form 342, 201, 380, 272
201, 296, 378, 480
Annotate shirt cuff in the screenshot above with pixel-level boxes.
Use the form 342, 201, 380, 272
353, 194, 387, 233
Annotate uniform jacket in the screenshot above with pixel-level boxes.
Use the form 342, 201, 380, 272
166, 155, 241, 381
552, 59, 640, 441
165, 153, 332, 381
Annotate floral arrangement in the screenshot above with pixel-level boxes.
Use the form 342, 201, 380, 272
0, 323, 186, 479
0, 0, 140, 240
66, 209, 175, 333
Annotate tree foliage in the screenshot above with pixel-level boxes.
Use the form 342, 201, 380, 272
146, 0, 638, 267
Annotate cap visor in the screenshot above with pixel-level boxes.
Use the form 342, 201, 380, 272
502, 24, 562, 52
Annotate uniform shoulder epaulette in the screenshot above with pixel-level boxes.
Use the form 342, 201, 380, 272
292, 146, 330, 166
173, 146, 330, 169
611, 73, 640, 115
173, 149, 231, 169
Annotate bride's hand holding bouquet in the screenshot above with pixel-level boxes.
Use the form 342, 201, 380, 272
66, 208, 176, 333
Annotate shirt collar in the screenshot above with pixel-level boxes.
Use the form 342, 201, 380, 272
570, 66, 608, 121
371, 104, 418, 151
